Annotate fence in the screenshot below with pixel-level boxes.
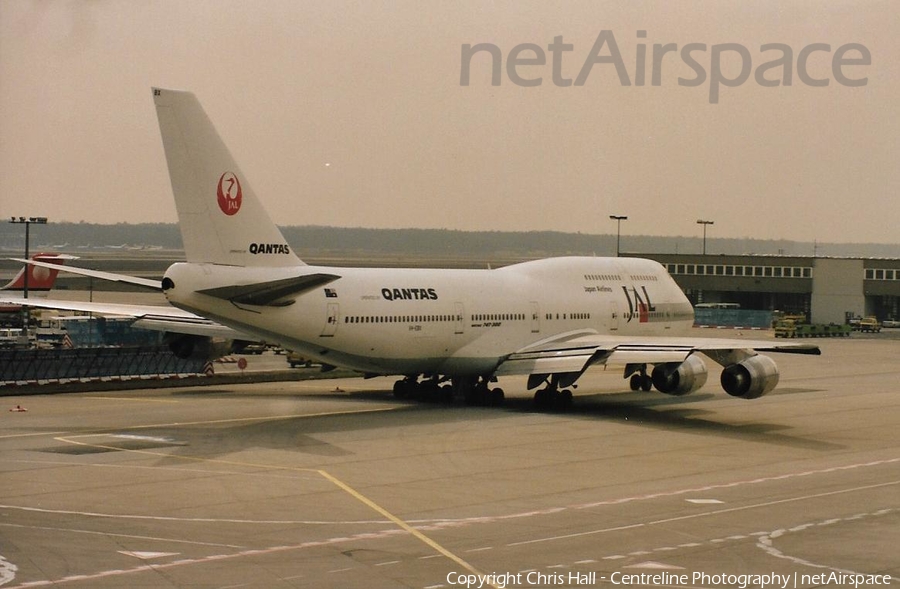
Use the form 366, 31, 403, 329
0, 346, 205, 384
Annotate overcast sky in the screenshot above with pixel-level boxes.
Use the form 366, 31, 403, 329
1, 1, 897, 243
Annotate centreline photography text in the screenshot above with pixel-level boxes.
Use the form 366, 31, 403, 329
444, 569, 894, 588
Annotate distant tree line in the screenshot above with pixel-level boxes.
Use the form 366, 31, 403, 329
1, 222, 898, 259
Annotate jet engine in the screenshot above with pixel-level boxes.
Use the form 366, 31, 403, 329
720, 355, 779, 399
651, 355, 709, 396
165, 334, 233, 361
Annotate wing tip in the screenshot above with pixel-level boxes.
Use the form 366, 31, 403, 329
758, 345, 822, 356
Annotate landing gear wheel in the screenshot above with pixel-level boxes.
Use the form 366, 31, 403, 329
534, 388, 552, 410
533, 387, 573, 410
463, 388, 480, 406
629, 374, 642, 391
641, 375, 653, 392
393, 379, 411, 399
420, 381, 441, 402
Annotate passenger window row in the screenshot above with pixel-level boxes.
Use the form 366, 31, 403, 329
346, 315, 460, 324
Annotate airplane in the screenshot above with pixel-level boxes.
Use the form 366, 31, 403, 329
0, 253, 74, 316
2, 88, 819, 407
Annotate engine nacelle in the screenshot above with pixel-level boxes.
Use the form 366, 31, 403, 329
651, 355, 709, 396
720, 355, 779, 399
165, 334, 233, 361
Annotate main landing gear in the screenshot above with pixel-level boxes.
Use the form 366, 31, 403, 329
455, 376, 505, 407
626, 364, 653, 392
392, 376, 453, 403
532, 375, 574, 411
392, 375, 504, 407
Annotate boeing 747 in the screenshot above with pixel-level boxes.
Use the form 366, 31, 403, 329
3, 88, 819, 406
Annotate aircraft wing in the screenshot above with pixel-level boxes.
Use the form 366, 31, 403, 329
494, 333, 820, 378
0, 295, 244, 340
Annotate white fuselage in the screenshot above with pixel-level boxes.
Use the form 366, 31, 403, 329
163, 256, 694, 377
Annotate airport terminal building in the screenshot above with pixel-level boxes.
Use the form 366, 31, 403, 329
640, 253, 900, 325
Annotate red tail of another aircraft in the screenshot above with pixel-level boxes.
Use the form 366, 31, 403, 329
1, 253, 74, 296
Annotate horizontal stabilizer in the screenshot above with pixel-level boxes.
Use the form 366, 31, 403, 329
0, 295, 250, 340
0, 296, 196, 319
196, 273, 340, 306
11, 258, 162, 291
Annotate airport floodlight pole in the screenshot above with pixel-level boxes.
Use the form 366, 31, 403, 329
609, 215, 628, 257
697, 219, 714, 255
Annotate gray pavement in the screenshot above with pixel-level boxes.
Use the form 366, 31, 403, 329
1, 336, 899, 588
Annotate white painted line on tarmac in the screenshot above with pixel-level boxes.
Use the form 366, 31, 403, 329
0, 521, 243, 549
756, 506, 900, 580
0, 504, 390, 527
507, 478, 900, 549
117, 551, 179, 560
625, 561, 686, 570
0, 555, 17, 587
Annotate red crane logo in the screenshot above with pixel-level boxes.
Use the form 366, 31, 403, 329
216, 172, 242, 216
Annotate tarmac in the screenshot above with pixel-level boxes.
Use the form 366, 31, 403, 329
1, 334, 899, 588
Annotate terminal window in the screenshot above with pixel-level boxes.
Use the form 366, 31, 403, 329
666, 263, 813, 279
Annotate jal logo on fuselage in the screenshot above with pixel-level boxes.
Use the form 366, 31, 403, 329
217, 172, 242, 216
381, 287, 438, 301
622, 285, 655, 323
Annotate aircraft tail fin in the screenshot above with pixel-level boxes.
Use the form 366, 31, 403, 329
152, 88, 303, 268
1, 253, 73, 296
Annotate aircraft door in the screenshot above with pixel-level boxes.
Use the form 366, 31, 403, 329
530, 301, 540, 333
454, 302, 465, 334
321, 303, 340, 337
609, 301, 619, 331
